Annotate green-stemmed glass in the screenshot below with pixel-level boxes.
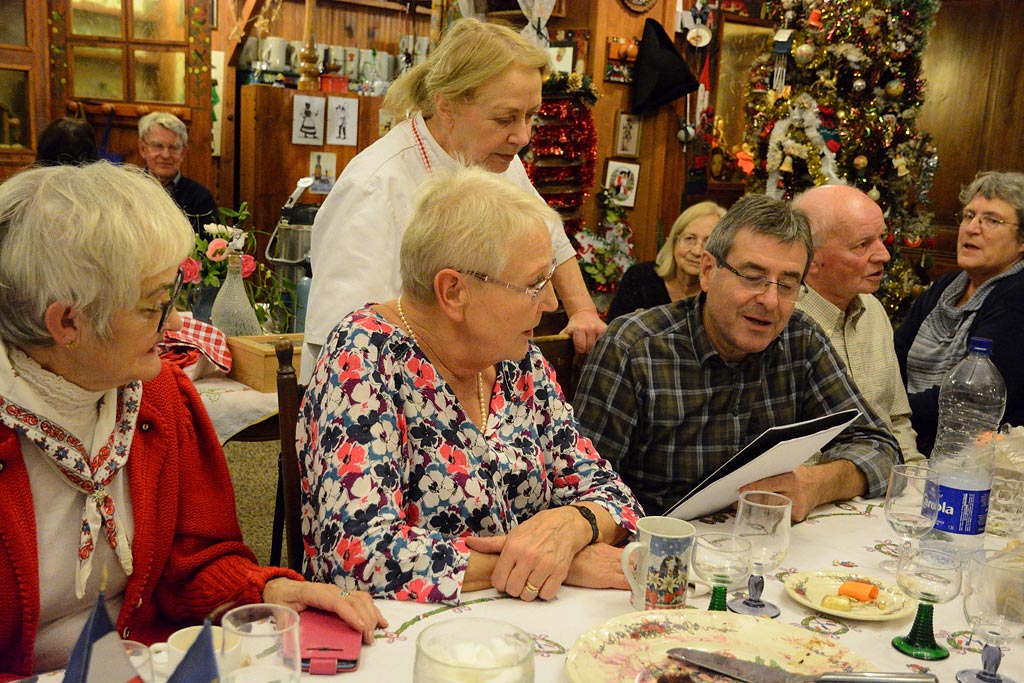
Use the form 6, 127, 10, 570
892, 546, 963, 660
691, 533, 752, 612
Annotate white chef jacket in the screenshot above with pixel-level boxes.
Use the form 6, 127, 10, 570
301, 112, 577, 383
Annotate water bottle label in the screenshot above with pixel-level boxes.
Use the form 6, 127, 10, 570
934, 484, 989, 535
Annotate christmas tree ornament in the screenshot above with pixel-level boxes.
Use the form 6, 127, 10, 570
793, 42, 816, 66
885, 79, 905, 97
852, 77, 867, 92
779, 155, 794, 173
867, 184, 881, 201
853, 154, 868, 170
772, 29, 794, 91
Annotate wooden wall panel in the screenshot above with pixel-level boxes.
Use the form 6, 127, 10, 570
264, 1, 431, 48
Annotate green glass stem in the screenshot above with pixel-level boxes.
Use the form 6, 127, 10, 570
708, 585, 728, 611
892, 602, 950, 660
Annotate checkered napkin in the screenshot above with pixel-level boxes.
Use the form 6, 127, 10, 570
159, 314, 232, 372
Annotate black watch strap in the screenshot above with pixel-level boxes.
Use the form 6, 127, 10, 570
570, 504, 599, 545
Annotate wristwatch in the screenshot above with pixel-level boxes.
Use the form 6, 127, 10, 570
570, 504, 599, 545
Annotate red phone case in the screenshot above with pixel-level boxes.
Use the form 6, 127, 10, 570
300, 609, 362, 674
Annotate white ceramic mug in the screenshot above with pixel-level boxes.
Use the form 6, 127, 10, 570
328, 45, 346, 68
359, 49, 378, 80
621, 516, 696, 610
239, 36, 259, 69
261, 36, 288, 70
150, 624, 241, 678
375, 51, 395, 81
287, 40, 304, 71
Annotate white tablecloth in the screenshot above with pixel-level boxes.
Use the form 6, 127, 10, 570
193, 376, 278, 444
316, 499, 1023, 682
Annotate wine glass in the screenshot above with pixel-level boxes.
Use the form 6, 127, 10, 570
221, 603, 301, 682
891, 546, 963, 660
957, 549, 1024, 683
727, 490, 792, 618
690, 533, 752, 612
882, 464, 940, 572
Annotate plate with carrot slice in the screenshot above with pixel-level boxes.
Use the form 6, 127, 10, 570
783, 570, 915, 621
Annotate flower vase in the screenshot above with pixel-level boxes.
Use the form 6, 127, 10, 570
211, 254, 262, 336
188, 284, 220, 324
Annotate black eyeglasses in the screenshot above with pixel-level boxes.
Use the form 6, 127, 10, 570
709, 252, 805, 302
141, 268, 184, 332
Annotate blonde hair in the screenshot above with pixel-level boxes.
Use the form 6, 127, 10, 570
654, 201, 727, 279
0, 162, 193, 346
384, 18, 550, 122
400, 165, 560, 303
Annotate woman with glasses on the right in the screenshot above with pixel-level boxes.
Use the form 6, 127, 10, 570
895, 171, 1024, 455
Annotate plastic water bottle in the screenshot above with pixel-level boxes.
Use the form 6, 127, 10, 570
211, 253, 262, 336
922, 337, 1005, 563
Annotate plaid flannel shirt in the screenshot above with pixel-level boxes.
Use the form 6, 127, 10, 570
573, 295, 899, 515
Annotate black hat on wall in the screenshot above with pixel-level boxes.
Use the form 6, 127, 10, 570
632, 18, 699, 114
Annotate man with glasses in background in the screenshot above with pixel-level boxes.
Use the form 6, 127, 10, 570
575, 194, 900, 521
138, 112, 217, 233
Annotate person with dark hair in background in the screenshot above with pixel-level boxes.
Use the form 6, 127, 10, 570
36, 118, 99, 166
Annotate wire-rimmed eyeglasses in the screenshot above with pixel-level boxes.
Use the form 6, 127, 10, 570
459, 260, 557, 301
956, 209, 1019, 231
709, 251, 805, 302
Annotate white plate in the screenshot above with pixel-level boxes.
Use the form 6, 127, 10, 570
783, 570, 914, 621
565, 609, 874, 683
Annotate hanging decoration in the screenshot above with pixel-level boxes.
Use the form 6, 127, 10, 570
522, 71, 599, 245
743, 0, 941, 315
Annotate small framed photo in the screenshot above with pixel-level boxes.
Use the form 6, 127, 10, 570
546, 41, 576, 75
605, 160, 640, 208
614, 111, 641, 158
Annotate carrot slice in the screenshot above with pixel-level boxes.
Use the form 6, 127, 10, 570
838, 580, 878, 601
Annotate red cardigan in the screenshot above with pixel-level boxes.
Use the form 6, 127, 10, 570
0, 362, 299, 679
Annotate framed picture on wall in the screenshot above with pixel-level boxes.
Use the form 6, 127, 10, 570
614, 111, 641, 158
546, 41, 576, 74
604, 160, 640, 208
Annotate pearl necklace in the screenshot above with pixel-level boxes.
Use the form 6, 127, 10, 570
396, 297, 487, 427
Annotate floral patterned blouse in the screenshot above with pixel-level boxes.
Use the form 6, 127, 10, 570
298, 307, 642, 604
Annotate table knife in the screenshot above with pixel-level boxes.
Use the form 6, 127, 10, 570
666, 647, 938, 683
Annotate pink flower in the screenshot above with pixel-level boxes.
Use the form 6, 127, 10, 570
180, 257, 202, 284
206, 238, 229, 261
240, 253, 257, 278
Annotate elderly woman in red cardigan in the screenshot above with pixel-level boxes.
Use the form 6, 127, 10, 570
0, 162, 384, 679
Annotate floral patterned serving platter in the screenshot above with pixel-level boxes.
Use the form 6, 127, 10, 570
565, 609, 874, 683
784, 570, 914, 621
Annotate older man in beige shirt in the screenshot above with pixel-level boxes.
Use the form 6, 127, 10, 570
794, 185, 923, 463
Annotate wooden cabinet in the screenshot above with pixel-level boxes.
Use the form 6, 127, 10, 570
238, 85, 385, 260
0, 0, 49, 180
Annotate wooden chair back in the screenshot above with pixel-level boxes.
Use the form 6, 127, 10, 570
533, 333, 583, 400
270, 338, 304, 572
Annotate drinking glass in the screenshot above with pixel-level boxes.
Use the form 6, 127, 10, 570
891, 546, 963, 660
956, 549, 1024, 683
690, 533, 752, 612
221, 603, 301, 682
122, 640, 154, 683
882, 464, 940, 572
728, 491, 792, 618
413, 617, 534, 683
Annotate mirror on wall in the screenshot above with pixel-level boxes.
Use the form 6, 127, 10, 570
710, 16, 772, 184
0, 0, 27, 46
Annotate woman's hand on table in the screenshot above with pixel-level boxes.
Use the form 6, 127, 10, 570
466, 506, 592, 601
564, 543, 628, 590
262, 578, 388, 644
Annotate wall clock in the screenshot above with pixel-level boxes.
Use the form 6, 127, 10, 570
622, 0, 658, 12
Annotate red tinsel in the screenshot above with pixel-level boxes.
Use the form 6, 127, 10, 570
524, 96, 598, 211
538, 191, 585, 210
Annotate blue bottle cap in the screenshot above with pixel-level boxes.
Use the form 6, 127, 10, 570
968, 337, 993, 355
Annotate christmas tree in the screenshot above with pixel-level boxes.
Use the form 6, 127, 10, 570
743, 0, 941, 313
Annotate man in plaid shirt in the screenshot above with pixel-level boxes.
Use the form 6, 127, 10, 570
574, 194, 900, 521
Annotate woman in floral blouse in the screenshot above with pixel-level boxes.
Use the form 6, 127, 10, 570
299, 166, 642, 605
